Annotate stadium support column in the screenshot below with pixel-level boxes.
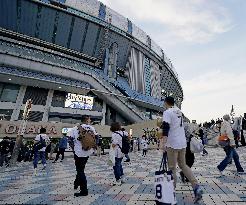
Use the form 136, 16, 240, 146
42, 89, 54, 122
101, 101, 106, 125
11, 85, 27, 121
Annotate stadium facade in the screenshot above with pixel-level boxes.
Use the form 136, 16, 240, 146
0, 0, 183, 127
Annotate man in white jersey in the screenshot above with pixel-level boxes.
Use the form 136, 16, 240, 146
67, 115, 97, 197
162, 97, 203, 203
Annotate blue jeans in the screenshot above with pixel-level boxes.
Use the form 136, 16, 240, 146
218, 146, 243, 172
113, 157, 124, 180
33, 151, 46, 169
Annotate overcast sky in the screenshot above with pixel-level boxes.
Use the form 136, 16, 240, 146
100, 0, 246, 122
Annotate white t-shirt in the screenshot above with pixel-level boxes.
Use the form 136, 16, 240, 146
67, 124, 97, 157
163, 107, 186, 149
141, 139, 148, 150
111, 131, 124, 158
34, 134, 50, 152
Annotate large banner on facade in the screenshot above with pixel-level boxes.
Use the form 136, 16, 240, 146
65, 93, 94, 110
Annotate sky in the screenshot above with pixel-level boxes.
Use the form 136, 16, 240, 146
100, 0, 246, 123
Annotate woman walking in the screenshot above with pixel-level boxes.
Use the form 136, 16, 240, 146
110, 122, 125, 185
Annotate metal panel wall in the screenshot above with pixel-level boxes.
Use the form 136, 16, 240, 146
23, 86, 48, 106
37, 6, 56, 42
69, 17, 87, 51
144, 57, 151, 97
0, 0, 17, 31
83, 22, 100, 56
20, 0, 38, 37
108, 32, 131, 68
55, 12, 72, 47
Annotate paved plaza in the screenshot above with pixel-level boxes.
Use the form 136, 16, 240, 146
0, 147, 246, 205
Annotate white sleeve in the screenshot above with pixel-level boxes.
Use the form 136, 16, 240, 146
111, 134, 119, 145
46, 136, 50, 144
163, 110, 171, 124
67, 128, 75, 140
91, 127, 97, 135
34, 135, 40, 141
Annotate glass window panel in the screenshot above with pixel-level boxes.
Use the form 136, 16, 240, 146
0, 84, 20, 102
0, 109, 13, 121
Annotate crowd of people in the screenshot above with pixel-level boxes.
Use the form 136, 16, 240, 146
0, 96, 245, 204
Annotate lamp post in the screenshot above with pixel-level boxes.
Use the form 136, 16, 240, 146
9, 99, 32, 166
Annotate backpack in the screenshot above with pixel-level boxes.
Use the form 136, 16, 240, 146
34, 135, 46, 151
77, 125, 96, 151
115, 131, 130, 154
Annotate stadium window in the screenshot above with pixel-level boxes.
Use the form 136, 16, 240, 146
0, 109, 13, 121
0, 83, 20, 103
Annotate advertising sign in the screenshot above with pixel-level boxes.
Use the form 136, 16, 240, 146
65, 93, 94, 110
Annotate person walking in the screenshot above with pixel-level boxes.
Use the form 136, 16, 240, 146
67, 115, 97, 197
121, 128, 130, 162
53, 134, 68, 163
217, 114, 244, 174
141, 136, 148, 157
96, 136, 102, 157
110, 122, 125, 185
0, 136, 11, 167
198, 125, 208, 156
232, 117, 241, 148
162, 96, 203, 203
180, 122, 195, 183
33, 128, 50, 175
49, 141, 56, 160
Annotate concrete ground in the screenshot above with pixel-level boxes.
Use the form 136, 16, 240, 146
0, 147, 246, 205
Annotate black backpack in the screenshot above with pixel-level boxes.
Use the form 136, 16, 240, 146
34, 135, 46, 151
115, 131, 130, 154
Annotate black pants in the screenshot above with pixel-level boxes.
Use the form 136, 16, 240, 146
55, 148, 65, 161
74, 155, 89, 192
180, 142, 194, 182
241, 130, 246, 146
143, 149, 147, 156
233, 130, 239, 148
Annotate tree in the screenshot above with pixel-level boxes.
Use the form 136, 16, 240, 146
9, 99, 32, 166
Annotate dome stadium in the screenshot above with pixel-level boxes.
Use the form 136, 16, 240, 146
0, 0, 183, 127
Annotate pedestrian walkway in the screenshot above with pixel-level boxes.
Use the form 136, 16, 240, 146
0, 147, 245, 205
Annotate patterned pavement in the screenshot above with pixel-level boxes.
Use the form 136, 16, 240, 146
0, 147, 246, 205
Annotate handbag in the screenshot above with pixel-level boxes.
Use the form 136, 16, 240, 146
218, 135, 230, 147
108, 145, 115, 166
155, 152, 177, 205
190, 137, 204, 153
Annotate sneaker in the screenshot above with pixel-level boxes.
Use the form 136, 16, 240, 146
194, 185, 203, 203
124, 159, 130, 162
113, 180, 121, 186
237, 169, 244, 174
121, 176, 126, 183
74, 184, 78, 190
34, 168, 37, 176
74, 190, 88, 197
217, 167, 224, 176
